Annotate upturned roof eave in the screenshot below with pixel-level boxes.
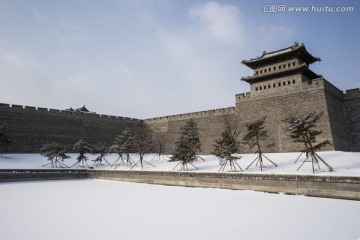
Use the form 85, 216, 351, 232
241, 43, 320, 69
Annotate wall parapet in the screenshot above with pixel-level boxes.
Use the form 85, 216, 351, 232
322, 79, 344, 98
235, 92, 251, 101
344, 88, 360, 99
144, 107, 235, 123
0, 103, 141, 122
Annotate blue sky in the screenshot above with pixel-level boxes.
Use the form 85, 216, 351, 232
0, 0, 359, 118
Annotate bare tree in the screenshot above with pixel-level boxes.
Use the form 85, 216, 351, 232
243, 117, 277, 171
283, 111, 333, 173
151, 131, 169, 161
223, 114, 240, 140
131, 122, 154, 169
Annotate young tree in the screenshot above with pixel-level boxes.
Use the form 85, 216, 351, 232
282, 111, 333, 173
72, 139, 93, 168
92, 142, 110, 167
213, 129, 242, 172
109, 127, 135, 168
222, 114, 240, 140
243, 117, 277, 171
40, 142, 70, 168
170, 119, 202, 171
0, 124, 12, 157
151, 131, 169, 161
131, 122, 154, 169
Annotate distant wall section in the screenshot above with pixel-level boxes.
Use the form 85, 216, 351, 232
144, 108, 236, 154
0, 104, 141, 152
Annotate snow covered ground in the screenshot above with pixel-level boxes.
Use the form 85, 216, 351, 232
1, 151, 360, 176
0, 179, 359, 240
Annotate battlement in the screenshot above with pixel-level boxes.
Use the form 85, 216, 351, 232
235, 92, 251, 100
0, 103, 141, 121
144, 107, 235, 123
323, 79, 344, 98
344, 88, 360, 99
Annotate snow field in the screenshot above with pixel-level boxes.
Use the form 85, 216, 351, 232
0, 180, 359, 240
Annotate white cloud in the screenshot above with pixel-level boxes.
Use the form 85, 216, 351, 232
189, 2, 247, 47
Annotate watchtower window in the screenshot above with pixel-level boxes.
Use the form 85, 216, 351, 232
293, 62, 296, 66
283, 64, 286, 68
268, 68, 271, 72
278, 82, 281, 87
260, 70, 263, 74
283, 82, 286, 86
288, 63, 291, 67
273, 67, 276, 71
255, 70, 258, 74
264, 85, 266, 89
288, 81, 290, 85
293, 80, 296, 84
259, 86, 262, 90
255, 87, 258, 91
268, 84, 271, 89
264, 69, 267, 73
279, 65, 281, 70
273, 83, 276, 88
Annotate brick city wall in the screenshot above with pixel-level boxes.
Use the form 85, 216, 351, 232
0, 103, 142, 152
144, 107, 235, 154
237, 77, 334, 152
0, 81, 359, 153
344, 88, 360, 151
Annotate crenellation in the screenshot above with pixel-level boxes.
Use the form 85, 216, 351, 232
344, 88, 360, 99
37, 107, 48, 112
48, 108, 61, 112
11, 104, 24, 109
144, 107, 235, 124
24, 106, 36, 111
323, 79, 343, 98
0, 103, 10, 109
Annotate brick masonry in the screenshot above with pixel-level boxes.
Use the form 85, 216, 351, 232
0, 104, 141, 152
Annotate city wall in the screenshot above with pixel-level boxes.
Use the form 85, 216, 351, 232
0, 103, 142, 152
0, 81, 359, 153
144, 107, 235, 154
343, 88, 360, 151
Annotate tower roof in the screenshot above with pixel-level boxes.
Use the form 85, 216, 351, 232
241, 63, 321, 83
241, 42, 321, 69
